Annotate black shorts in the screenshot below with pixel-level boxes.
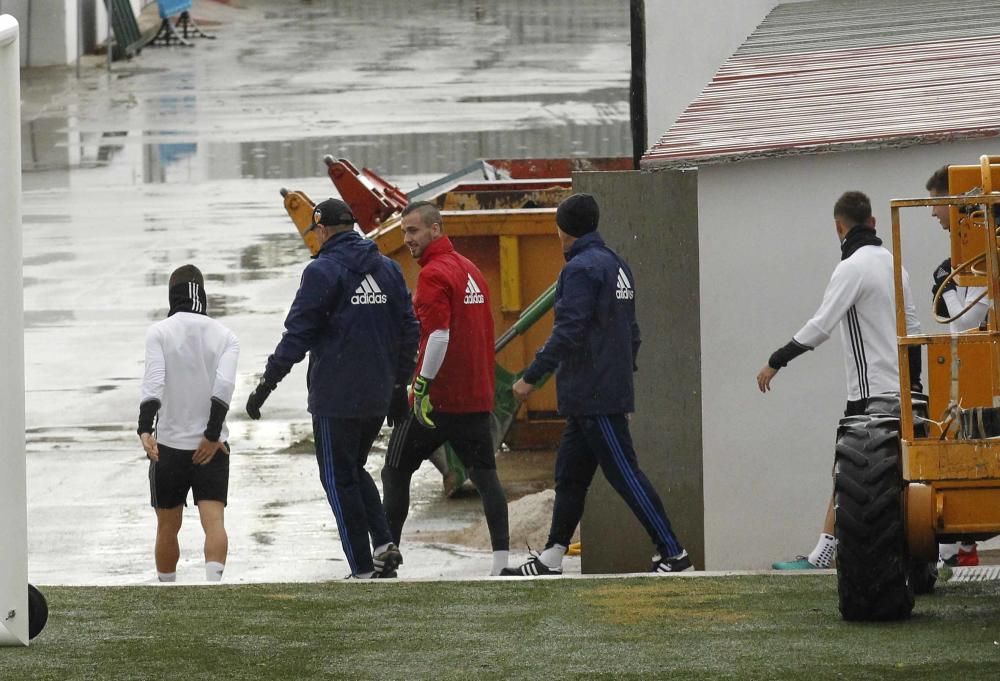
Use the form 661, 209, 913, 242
149, 442, 230, 509
384, 412, 495, 475
844, 399, 869, 417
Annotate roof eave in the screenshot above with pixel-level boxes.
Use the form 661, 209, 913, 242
640, 127, 1000, 171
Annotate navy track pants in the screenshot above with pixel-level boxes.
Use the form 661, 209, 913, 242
313, 415, 393, 575
547, 414, 683, 558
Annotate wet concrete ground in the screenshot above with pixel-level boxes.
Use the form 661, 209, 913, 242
19, 0, 628, 584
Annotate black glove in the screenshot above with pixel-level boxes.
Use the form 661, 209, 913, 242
386, 384, 409, 428
932, 258, 956, 318
246, 378, 275, 420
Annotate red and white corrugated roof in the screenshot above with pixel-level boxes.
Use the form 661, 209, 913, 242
641, 0, 1000, 169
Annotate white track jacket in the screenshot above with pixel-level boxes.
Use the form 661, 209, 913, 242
141, 313, 240, 449
943, 285, 989, 333
793, 245, 920, 401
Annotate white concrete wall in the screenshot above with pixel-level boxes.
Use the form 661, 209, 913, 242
0, 13, 29, 647
0, 0, 150, 66
0, 0, 76, 65
697, 139, 1000, 569
643, 0, 820, 149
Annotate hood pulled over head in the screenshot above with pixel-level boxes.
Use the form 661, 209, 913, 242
168, 264, 207, 316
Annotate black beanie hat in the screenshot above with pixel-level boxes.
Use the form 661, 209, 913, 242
556, 193, 600, 238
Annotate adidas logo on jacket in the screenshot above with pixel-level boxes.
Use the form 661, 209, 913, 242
464, 273, 485, 305
615, 267, 634, 300
352, 274, 388, 305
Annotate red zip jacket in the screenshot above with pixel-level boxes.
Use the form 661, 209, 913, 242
413, 236, 494, 412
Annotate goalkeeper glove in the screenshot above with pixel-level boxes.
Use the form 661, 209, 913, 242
412, 375, 435, 428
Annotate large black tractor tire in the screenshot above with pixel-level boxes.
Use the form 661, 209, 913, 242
834, 415, 914, 621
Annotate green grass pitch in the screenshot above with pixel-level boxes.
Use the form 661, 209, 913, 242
6, 575, 1000, 680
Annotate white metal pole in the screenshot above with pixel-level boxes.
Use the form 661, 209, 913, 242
0, 13, 29, 648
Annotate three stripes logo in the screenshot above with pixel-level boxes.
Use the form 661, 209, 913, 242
188, 282, 204, 312
351, 274, 387, 305
464, 273, 485, 305
615, 267, 634, 300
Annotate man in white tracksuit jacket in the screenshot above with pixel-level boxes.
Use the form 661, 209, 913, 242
138, 265, 240, 582
756, 191, 921, 570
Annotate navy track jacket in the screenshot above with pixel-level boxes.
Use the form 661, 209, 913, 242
263, 230, 419, 418
523, 231, 640, 416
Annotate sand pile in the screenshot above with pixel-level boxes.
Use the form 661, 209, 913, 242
448, 489, 580, 551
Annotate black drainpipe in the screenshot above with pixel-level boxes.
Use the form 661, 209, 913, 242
629, 0, 646, 170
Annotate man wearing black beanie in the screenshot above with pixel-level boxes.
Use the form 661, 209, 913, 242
503, 193, 692, 576
138, 264, 240, 583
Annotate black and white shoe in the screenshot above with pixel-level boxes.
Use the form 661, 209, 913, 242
651, 550, 692, 573
373, 544, 403, 579
500, 555, 562, 577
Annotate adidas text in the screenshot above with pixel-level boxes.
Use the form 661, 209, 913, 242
353, 274, 387, 304
351, 291, 387, 305
616, 288, 634, 300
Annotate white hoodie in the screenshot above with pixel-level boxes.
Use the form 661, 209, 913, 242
140, 312, 240, 449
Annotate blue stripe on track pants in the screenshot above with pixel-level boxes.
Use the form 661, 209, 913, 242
313, 415, 393, 575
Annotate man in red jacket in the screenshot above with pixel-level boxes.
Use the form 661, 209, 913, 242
381, 201, 511, 575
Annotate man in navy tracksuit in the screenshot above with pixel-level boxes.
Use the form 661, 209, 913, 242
502, 193, 691, 576
246, 198, 419, 579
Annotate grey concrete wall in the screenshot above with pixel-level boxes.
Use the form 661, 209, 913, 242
576, 169, 704, 572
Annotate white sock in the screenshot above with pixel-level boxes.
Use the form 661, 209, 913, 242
157, 571, 176, 583
539, 544, 567, 569
939, 542, 960, 561
490, 550, 509, 576
355, 570, 376, 579
373, 543, 392, 556
807, 533, 837, 568
206, 561, 225, 582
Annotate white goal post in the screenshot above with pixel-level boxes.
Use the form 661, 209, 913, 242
0, 13, 29, 647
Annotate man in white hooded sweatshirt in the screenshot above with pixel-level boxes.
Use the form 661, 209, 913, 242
138, 264, 240, 582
